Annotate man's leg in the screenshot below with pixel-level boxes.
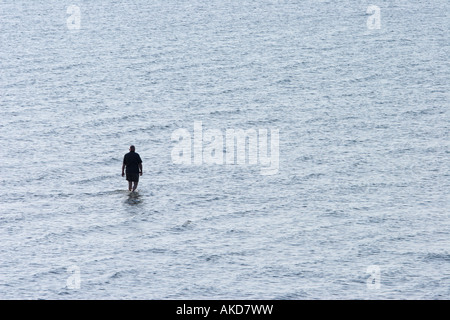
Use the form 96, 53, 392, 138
128, 180, 132, 191
132, 180, 138, 192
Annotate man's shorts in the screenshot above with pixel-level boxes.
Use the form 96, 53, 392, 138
126, 172, 139, 182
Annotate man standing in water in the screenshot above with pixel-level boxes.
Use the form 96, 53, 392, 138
122, 145, 143, 192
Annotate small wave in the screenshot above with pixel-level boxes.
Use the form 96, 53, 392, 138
109, 269, 139, 280
209, 108, 242, 116
274, 291, 308, 299
424, 252, 450, 262
70, 174, 118, 186
32, 266, 67, 278
199, 254, 222, 262
303, 173, 325, 180
0, 213, 25, 225
170, 222, 194, 232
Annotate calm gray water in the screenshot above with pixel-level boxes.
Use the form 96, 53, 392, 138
0, 0, 449, 299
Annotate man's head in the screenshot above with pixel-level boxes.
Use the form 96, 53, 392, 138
129, 145, 135, 152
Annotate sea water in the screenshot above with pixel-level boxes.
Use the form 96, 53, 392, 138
0, 0, 449, 299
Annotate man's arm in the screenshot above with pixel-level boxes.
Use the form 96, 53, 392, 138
122, 155, 126, 177
139, 163, 143, 176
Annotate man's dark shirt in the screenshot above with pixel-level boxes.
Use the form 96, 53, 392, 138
123, 151, 142, 174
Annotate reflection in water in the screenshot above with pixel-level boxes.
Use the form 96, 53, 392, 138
125, 191, 142, 206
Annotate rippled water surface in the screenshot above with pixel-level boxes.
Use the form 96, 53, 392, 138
0, 0, 449, 299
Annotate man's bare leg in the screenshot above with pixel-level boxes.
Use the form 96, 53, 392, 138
132, 181, 138, 192
128, 180, 132, 191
